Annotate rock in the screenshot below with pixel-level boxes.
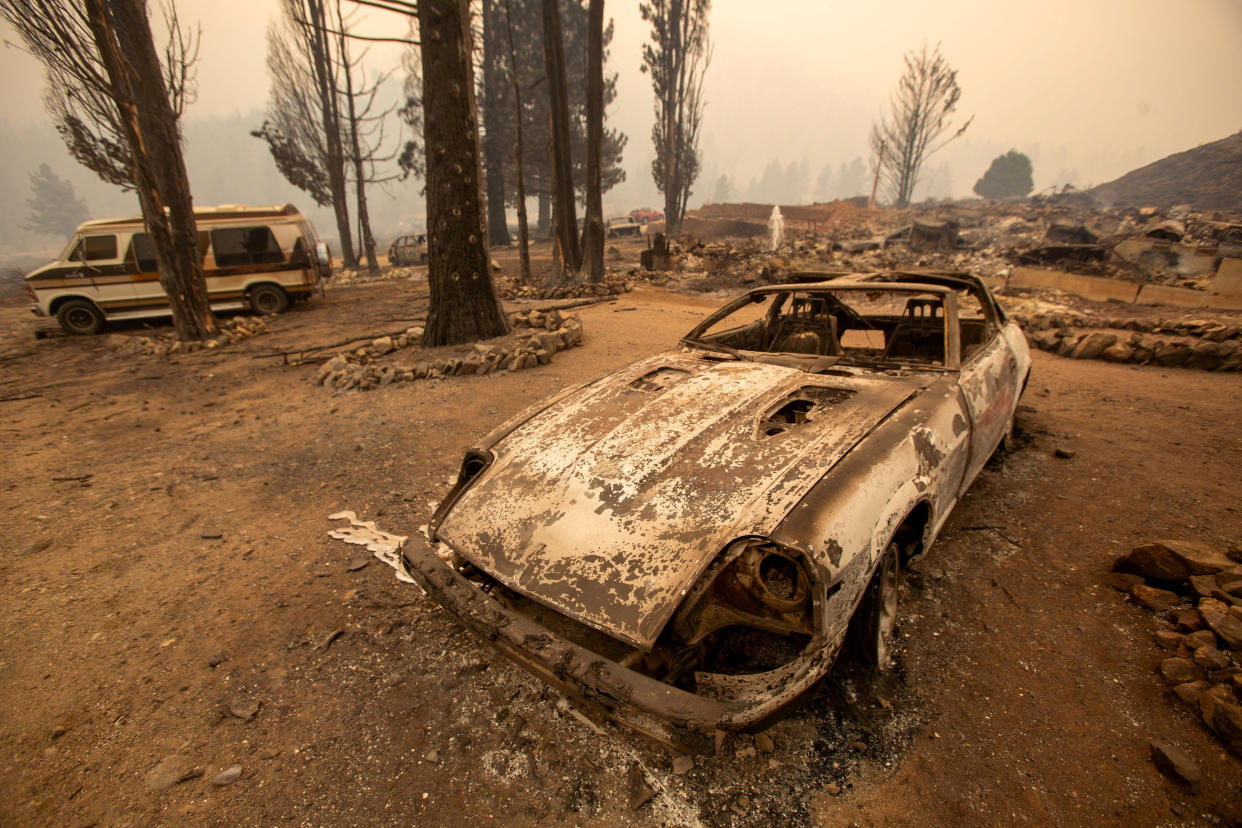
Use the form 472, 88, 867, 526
1159, 657, 1201, 685
144, 754, 199, 791
207, 652, 229, 668
1189, 574, 1220, 599
1231, 606, 1242, 623
1131, 584, 1179, 611
1185, 341, 1222, 371
755, 732, 775, 753
627, 761, 655, 811
1229, 544, 1242, 564
1100, 343, 1133, 363
1070, 332, 1117, 360
1153, 342, 1192, 367
1200, 598, 1229, 616
1220, 579, 1242, 596
1155, 630, 1185, 650
1213, 701, 1242, 756
824, 782, 842, 796
1149, 741, 1201, 793
1199, 683, 1236, 726
1173, 680, 1210, 704
1172, 608, 1205, 632
347, 558, 369, 572
671, 755, 694, 775
18, 538, 51, 557
51, 724, 68, 738
228, 699, 260, 721
1104, 572, 1145, 592
211, 765, 242, 786
371, 336, 394, 356
1030, 330, 1061, 351
1115, 540, 1235, 581
1202, 611, 1242, 649
1184, 629, 1217, 650
1053, 447, 1076, 459
1193, 646, 1232, 671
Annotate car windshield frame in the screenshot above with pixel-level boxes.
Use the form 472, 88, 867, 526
682, 281, 962, 371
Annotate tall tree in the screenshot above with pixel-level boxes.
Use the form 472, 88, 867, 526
480, 0, 513, 247
869, 41, 972, 209
639, 0, 710, 234
24, 163, 89, 236
85, 0, 217, 340
541, 0, 580, 277
417, 0, 509, 346
502, 0, 532, 282
581, 0, 605, 283
0, 0, 198, 190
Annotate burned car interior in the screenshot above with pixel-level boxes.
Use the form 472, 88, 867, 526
684, 272, 1001, 371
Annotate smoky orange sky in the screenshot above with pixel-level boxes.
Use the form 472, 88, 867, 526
1, 0, 1240, 202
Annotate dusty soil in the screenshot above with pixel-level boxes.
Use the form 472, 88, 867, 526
2, 251, 1240, 826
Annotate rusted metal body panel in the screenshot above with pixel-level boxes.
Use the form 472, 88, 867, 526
412, 271, 1031, 750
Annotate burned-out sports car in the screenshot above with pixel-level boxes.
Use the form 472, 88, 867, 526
401, 271, 1030, 751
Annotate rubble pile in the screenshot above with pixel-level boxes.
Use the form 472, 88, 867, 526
669, 198, 1241, 292
332, 265, 422, 285
105, 315, 271, 357
1110, 540, 1242, 760
313, 311, 584, 392
1014, 314, 1242, 371
494, 275, 633, 301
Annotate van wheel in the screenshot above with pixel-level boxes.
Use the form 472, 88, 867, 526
849, 542, 900, 670
418, 253, 427, 265
249, 284, 289, 315
57, 299, 105, 335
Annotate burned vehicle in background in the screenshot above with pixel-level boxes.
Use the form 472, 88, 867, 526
402, 271, 1031, 751
387, 233, 427, 266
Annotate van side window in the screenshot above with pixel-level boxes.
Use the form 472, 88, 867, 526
128, 233, 159, 273
74, 235, 118, 262
211, 226, 285, 267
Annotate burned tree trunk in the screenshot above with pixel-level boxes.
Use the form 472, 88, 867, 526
335, 3, 378, 273
85, 0, 217, 341
541, 0, 579, 276
418, 0, 509, 347
305, 0, 357, 267
503, 0, 531, 283
481, 0, 512, 248
582, 0, 605, 283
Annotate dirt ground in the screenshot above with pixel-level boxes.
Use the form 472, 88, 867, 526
2, 250, 1240, 826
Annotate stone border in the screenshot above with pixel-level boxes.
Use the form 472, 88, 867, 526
313, 310, 585, 392
1014, 314, 1242, 371
104, 316, 272, 357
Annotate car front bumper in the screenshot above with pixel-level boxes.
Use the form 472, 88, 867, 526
400, 538, 836, 753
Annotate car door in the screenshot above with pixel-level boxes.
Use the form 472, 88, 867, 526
956, 290, 1019, 492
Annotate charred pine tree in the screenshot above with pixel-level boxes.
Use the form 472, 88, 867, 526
333, 0, 379, 273
582, 0, 605, 283
502, 0, 531, 282
418, 0, 509, 346
481, 0, 513, 248
85, 0, 217, 341
541, 0, 580, 278
302, 0, 357, 267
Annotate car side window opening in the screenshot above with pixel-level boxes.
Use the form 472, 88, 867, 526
73, 234, 119, 262
957, 288, 997, 362
210, 226, 286, 267
127, 233, 159, 273
695, 288, 950, 367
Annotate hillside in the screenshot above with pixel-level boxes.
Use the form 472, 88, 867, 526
1089, 130, 1242, 212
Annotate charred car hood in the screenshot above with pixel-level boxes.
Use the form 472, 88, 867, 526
436, 353, 921, 650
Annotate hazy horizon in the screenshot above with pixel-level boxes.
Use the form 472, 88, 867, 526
2, 0, 1240, 254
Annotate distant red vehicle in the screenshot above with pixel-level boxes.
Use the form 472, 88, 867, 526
628, 208, 664, 224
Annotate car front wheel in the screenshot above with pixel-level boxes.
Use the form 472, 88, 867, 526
850, 541, 900, 669
56, 299, 105, 335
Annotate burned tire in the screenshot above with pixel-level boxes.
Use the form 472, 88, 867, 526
418, 252, 427, 265
56, 298, 105, 335
248, 283, 289, 315
850, 542, 900, 670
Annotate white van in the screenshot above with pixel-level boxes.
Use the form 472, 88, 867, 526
25, 203, 332, 334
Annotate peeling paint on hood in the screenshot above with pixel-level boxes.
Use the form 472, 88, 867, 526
436, 353, 919, 650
